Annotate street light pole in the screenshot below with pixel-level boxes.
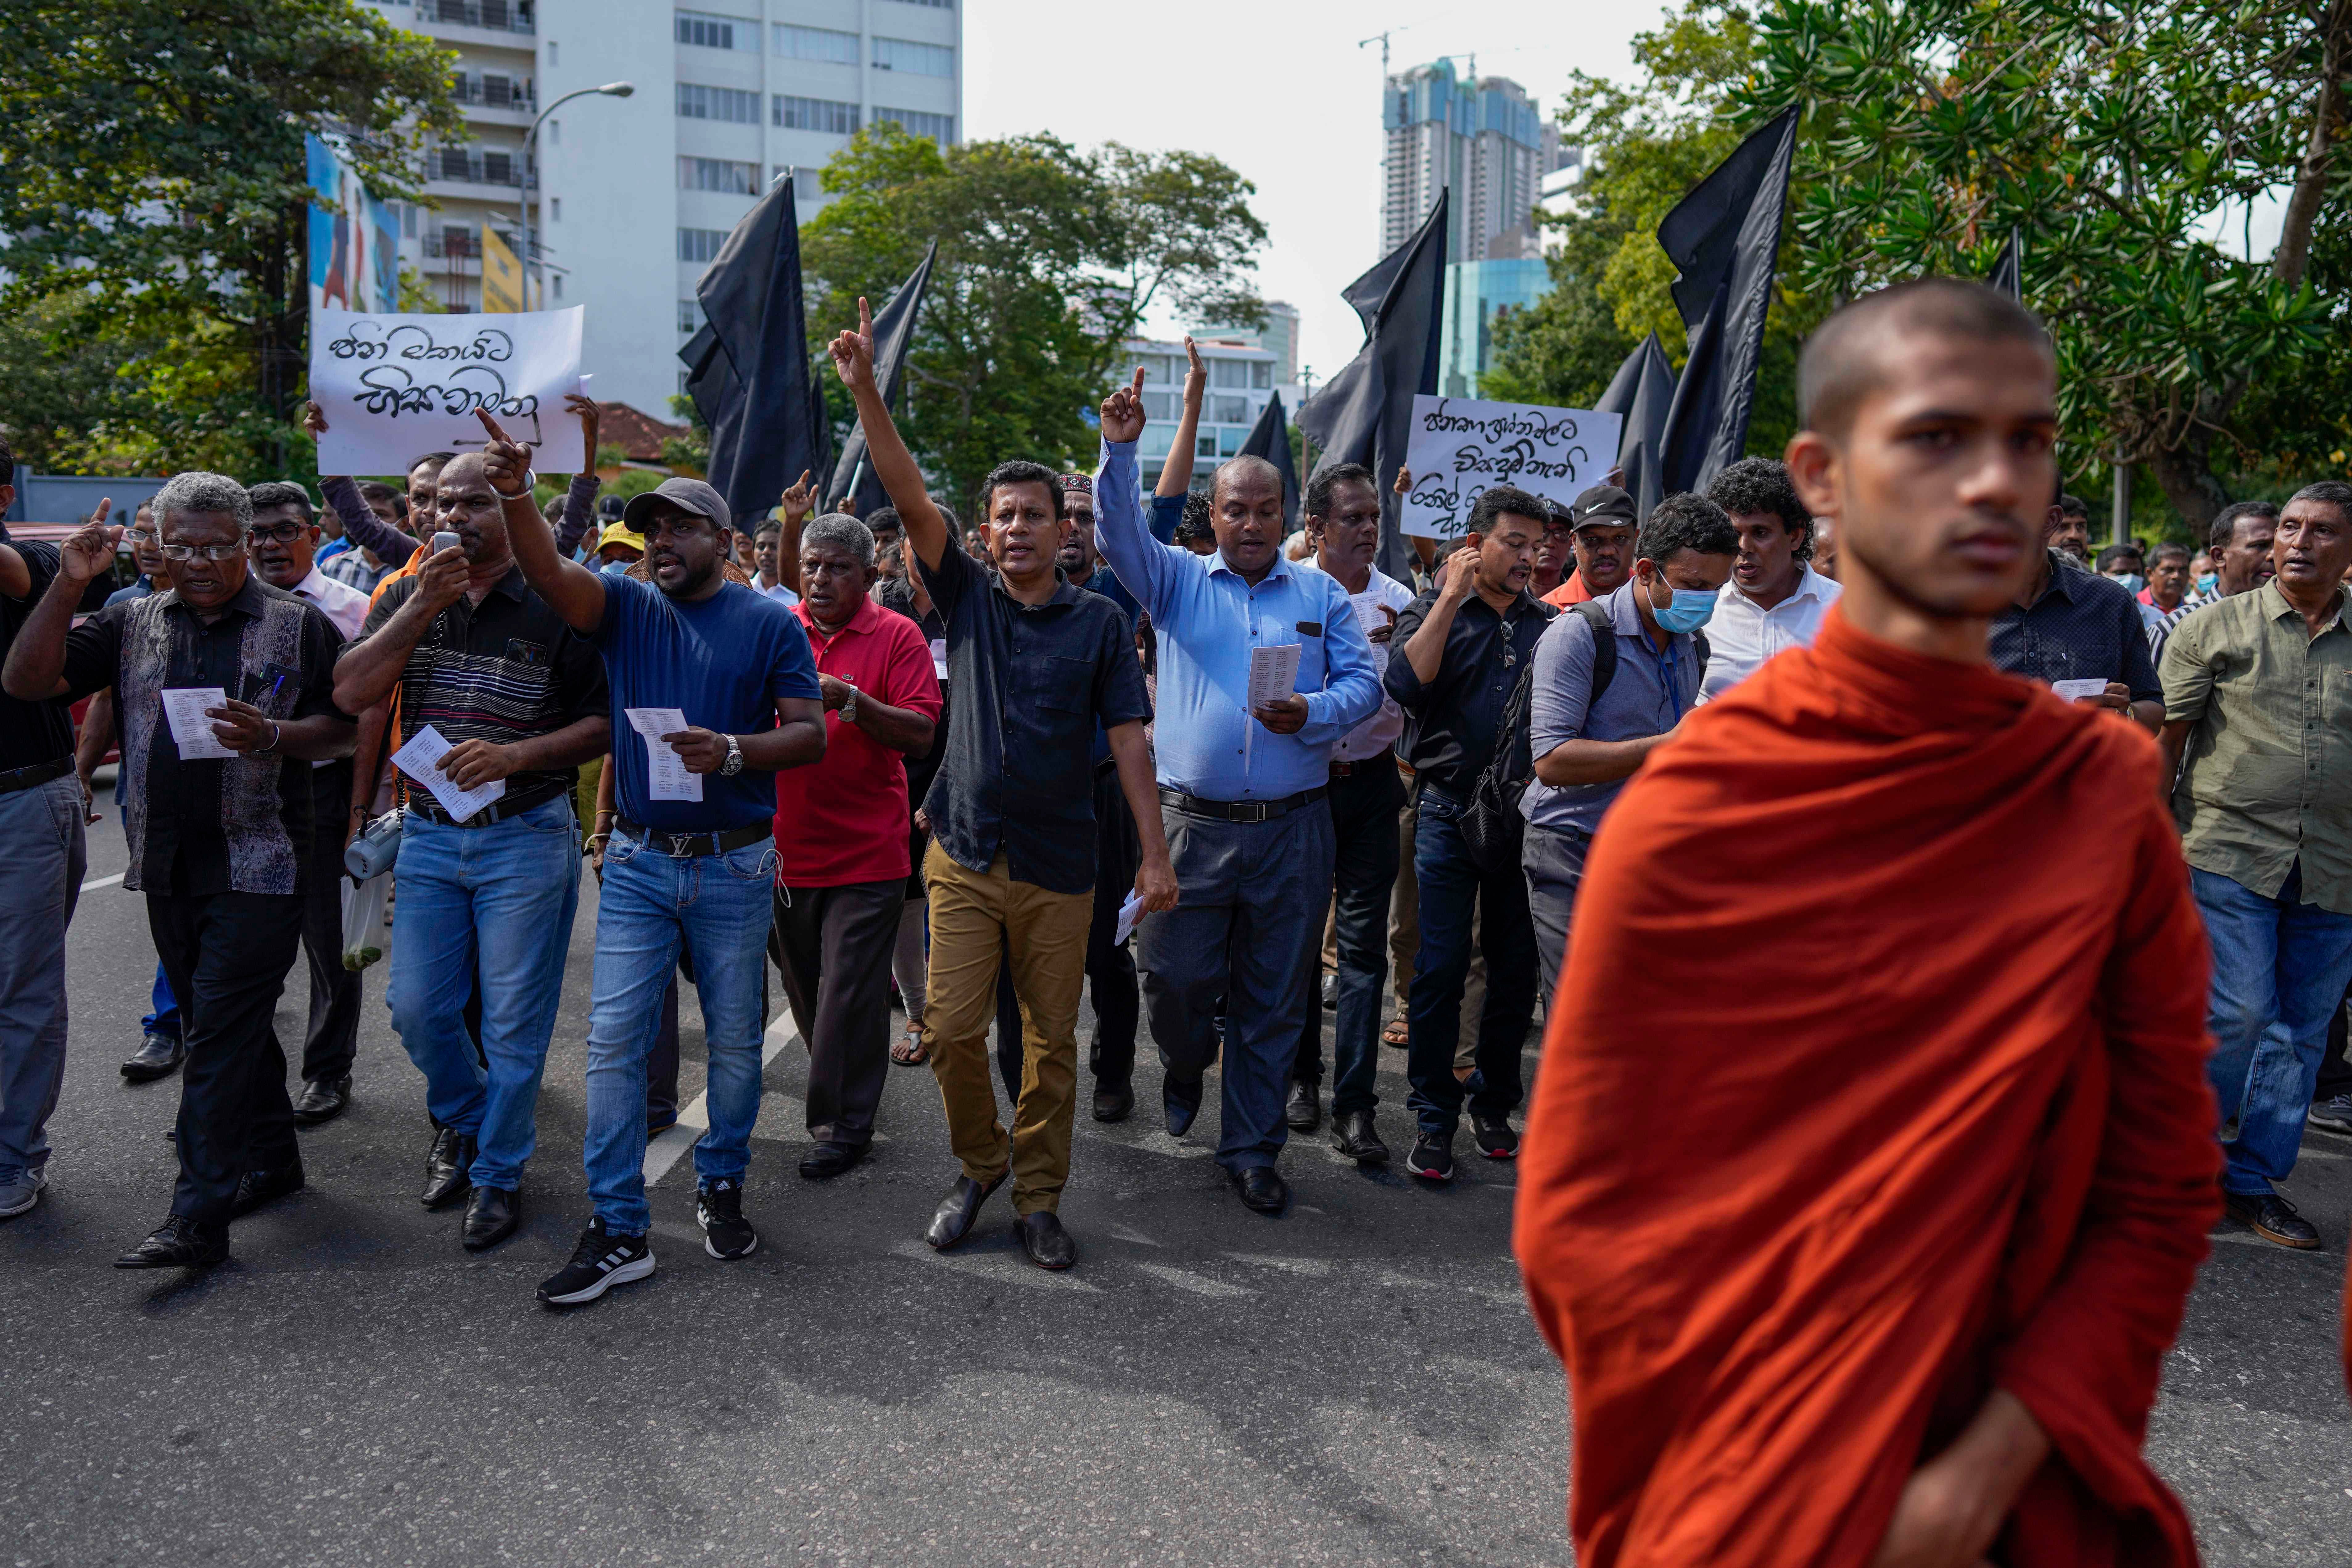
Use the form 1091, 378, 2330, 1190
518, 80, 633, 309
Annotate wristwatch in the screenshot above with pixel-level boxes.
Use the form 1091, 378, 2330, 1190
839, 683, 860, 726
720, 733, 744, 777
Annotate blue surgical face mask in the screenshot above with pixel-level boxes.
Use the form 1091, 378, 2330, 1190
1649, 575, 1717, 635
2196, 572, 2218, 594
2108, 571, 2145, 595
600, 559, 634, 577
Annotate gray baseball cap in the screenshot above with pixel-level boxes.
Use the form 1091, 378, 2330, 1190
622, 476, 730, 538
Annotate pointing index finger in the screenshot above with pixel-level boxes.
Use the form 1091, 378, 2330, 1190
475, 408, 517, 446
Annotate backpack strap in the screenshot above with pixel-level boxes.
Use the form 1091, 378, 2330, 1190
1570, 600, 1618, 707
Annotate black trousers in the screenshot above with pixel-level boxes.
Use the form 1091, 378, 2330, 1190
147, 888, 305, 1227
2317, 980, 2352, 1100
298, 775, 363, 1084
770, 878, 902, 1147
1294, 761, 1405, 1113
995, 759, 1142, 1099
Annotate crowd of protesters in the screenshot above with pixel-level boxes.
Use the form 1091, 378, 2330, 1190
0, 279, 2347, 1327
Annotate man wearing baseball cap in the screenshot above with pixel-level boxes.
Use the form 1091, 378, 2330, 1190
499, 450, 828, 1307
1542, 485, 1641, 609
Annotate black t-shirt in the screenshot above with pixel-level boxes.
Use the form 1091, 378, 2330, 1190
0, 541, 76, 771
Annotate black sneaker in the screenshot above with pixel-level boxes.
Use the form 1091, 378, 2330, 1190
696, 1177, 758, 1260
1404, 1132, 1454, 1183
2308, 1093, 2352, 1135
2222, 1189, 2322, 1250
1470, 1112, 1520, 1160
536, 1218, 655, 1306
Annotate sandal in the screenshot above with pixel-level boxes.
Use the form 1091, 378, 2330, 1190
1382, 1015, 1410, 1048
891, 1024, 928, 1067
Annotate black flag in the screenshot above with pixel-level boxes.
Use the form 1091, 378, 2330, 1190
1235, 390, 1300, 532
1987, 227, 2022, 301
680, 175, 817, 533
1298, 188, 1448, 576
1596, 332, 1677, 520
1655, 105, 1799, 497
826, 241, 938, 516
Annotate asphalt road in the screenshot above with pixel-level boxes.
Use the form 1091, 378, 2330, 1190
2, 792, 2346, 1567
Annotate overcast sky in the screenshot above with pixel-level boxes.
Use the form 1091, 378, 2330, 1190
964, 0, 1661, 386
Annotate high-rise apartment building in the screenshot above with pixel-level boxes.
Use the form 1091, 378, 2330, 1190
364, 0, 963, 416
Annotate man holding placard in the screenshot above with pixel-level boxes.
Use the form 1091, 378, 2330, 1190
331, 451, 610, 1253
495, 422, 826, 1308
1092, 372, 1382, 1217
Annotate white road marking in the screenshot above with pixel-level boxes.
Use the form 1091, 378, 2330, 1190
1136, 1261, 1255, 1298
1222, 1252, 1331, 1277
80, 871, 124, 892
887, 1237, 1103, 1293
642, 1013, 801, 1183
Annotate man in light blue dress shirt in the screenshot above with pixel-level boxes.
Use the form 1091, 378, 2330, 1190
1091, 373, 1382, 1215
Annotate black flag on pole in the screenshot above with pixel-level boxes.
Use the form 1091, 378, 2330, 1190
1987, 227, 2023, 301
1298, 188, 1448, 576
1654, 105, 1799, 497
680, 175, 817, 533
1235, 391, 1299, 531
1596, 332, 1677, 520
826, 241, 937, 517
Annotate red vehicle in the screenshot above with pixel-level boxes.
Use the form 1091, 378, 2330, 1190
9, 520, 138, 765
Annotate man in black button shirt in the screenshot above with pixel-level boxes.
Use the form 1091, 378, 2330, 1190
5, 473, 357, 1269
1385, 486, 1555, 1182
0, 446, 92, 1222
1990, 534, 2163, 732
334, 451, 610, 1252
829, 298, 1173, 1272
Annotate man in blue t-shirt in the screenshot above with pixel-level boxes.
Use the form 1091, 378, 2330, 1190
493, 415, 826, 1307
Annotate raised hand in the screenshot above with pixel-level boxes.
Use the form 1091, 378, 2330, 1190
301, 402, 329, 439
57, 514, 122, 585
1100, 367, 1148, 445
1393, 464, 1413, 496
1181, 336, 1206, 406
780, 469, 816, 524
828, 297, 877, 393
475, 409, 533, 498
565, 392, 601, 466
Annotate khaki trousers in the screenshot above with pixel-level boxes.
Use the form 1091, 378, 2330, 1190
921, 843, 1092, 1214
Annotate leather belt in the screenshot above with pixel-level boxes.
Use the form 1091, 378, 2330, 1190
0, 757, 72, 796
1158, 785, 1326, 824
616, 816, 772, 858
406, 786, 562, 829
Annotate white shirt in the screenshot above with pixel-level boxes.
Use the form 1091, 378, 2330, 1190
291, 565, 371, 641
1698, 564, 1842, 702
756, 576, 800, 609
1301, 557, 1416, 762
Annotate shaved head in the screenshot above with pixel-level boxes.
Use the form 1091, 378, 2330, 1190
1215, 455, 1283, 501
1798, 279, 2053, 442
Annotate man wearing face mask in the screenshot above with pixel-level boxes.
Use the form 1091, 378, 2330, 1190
1521, 494, 1737, 1016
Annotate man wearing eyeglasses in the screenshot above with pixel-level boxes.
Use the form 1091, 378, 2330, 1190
3, 472, 358, 1269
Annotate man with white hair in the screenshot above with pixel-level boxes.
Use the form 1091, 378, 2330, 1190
4, 472, 358, 1268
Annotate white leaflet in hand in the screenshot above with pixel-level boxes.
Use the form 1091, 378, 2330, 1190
625, 707, 703, 802
1114, 890, 1148, 946
308, 307, 586, 476
1400, 394, 1622, 539
390, 723, 506, 823
1247, 644, 1302, 711
161, 687, 235, 761
2051, 678, 2109, 702
930, 638, 949, 680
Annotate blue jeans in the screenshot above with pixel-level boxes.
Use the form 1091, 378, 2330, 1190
386, 794, 582, 1191
2196, 862, 2352, 1195
0, 776, 85, 1182
582, 827, 778, 1232
142, 962, 182, 1041
1405, 786, 1534, 1138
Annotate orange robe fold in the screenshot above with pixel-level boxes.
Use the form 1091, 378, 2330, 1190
1514, 608, 2219, 1568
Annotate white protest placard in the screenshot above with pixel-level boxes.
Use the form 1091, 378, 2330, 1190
1400, 395, 1623, 540
309, 307, 587, 477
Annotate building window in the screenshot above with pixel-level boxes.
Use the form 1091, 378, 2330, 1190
871, 38, 954, 76
676, 82, 761, 123
774, 95, 859, 134
679, 156, 760, 194
1211, 358, 1248, 389
1140, 390, 1176, 422
1217, 427, 1244, 456
1195, 432, 1217, 458
481, 150, 515, 186
678, 227, 727, 263
552, 275, 563, 299
550, 196, 561, 222
401, 203, 418, 238
776, 165, 826, 196
547, 39, 558, 65
675, 10, 753, 50
872, 107, 953, 145
1252, 361, 1272, 389
679, 299, 701, 332
773, 23, 858, 63
889, 0, 953, 8
1212, 395, 1249, 425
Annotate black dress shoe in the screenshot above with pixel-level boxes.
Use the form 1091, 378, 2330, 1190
1091, 1081, 1134, 1123
798, 1141, 865, 1180
1285, 1080, 1320, 1132
924, 1166, 1009, 1251
229, 1163, 306, 1219
1330, 1109, 1389, 1164
1233, 1166, 1289, 1214
420, 1126, 476, 1210
114, 1214, 228, 1269
462, 1186, 519, 1251
1163, 1079, 1203, 1138
1016, 1210, 1078, 1270
291, 1075, 351, 1127
2224, 1189, 2323, 1250
120, 1033, 185, 1083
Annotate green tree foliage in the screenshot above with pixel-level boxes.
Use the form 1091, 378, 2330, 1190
802, 124, 1266, 512
0, 1, 459, 477
1739, 0, 2352, 529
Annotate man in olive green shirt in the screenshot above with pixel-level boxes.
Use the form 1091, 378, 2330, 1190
2159, 480, 2352, 1250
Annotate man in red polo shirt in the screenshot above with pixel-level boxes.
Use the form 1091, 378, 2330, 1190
770, 513, 943, 1180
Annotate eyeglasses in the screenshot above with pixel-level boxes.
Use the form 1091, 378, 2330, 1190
126, 526, 159, 544
247, 522, 312, 545
158, 543, 246, 563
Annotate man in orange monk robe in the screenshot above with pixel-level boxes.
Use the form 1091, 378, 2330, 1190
1514, 279, 2220, 1568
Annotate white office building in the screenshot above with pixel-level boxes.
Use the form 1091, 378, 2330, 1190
366, 0, 963, 417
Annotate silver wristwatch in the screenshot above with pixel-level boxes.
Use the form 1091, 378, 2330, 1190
840, 683, 860, 726
720, 733, 744, 777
